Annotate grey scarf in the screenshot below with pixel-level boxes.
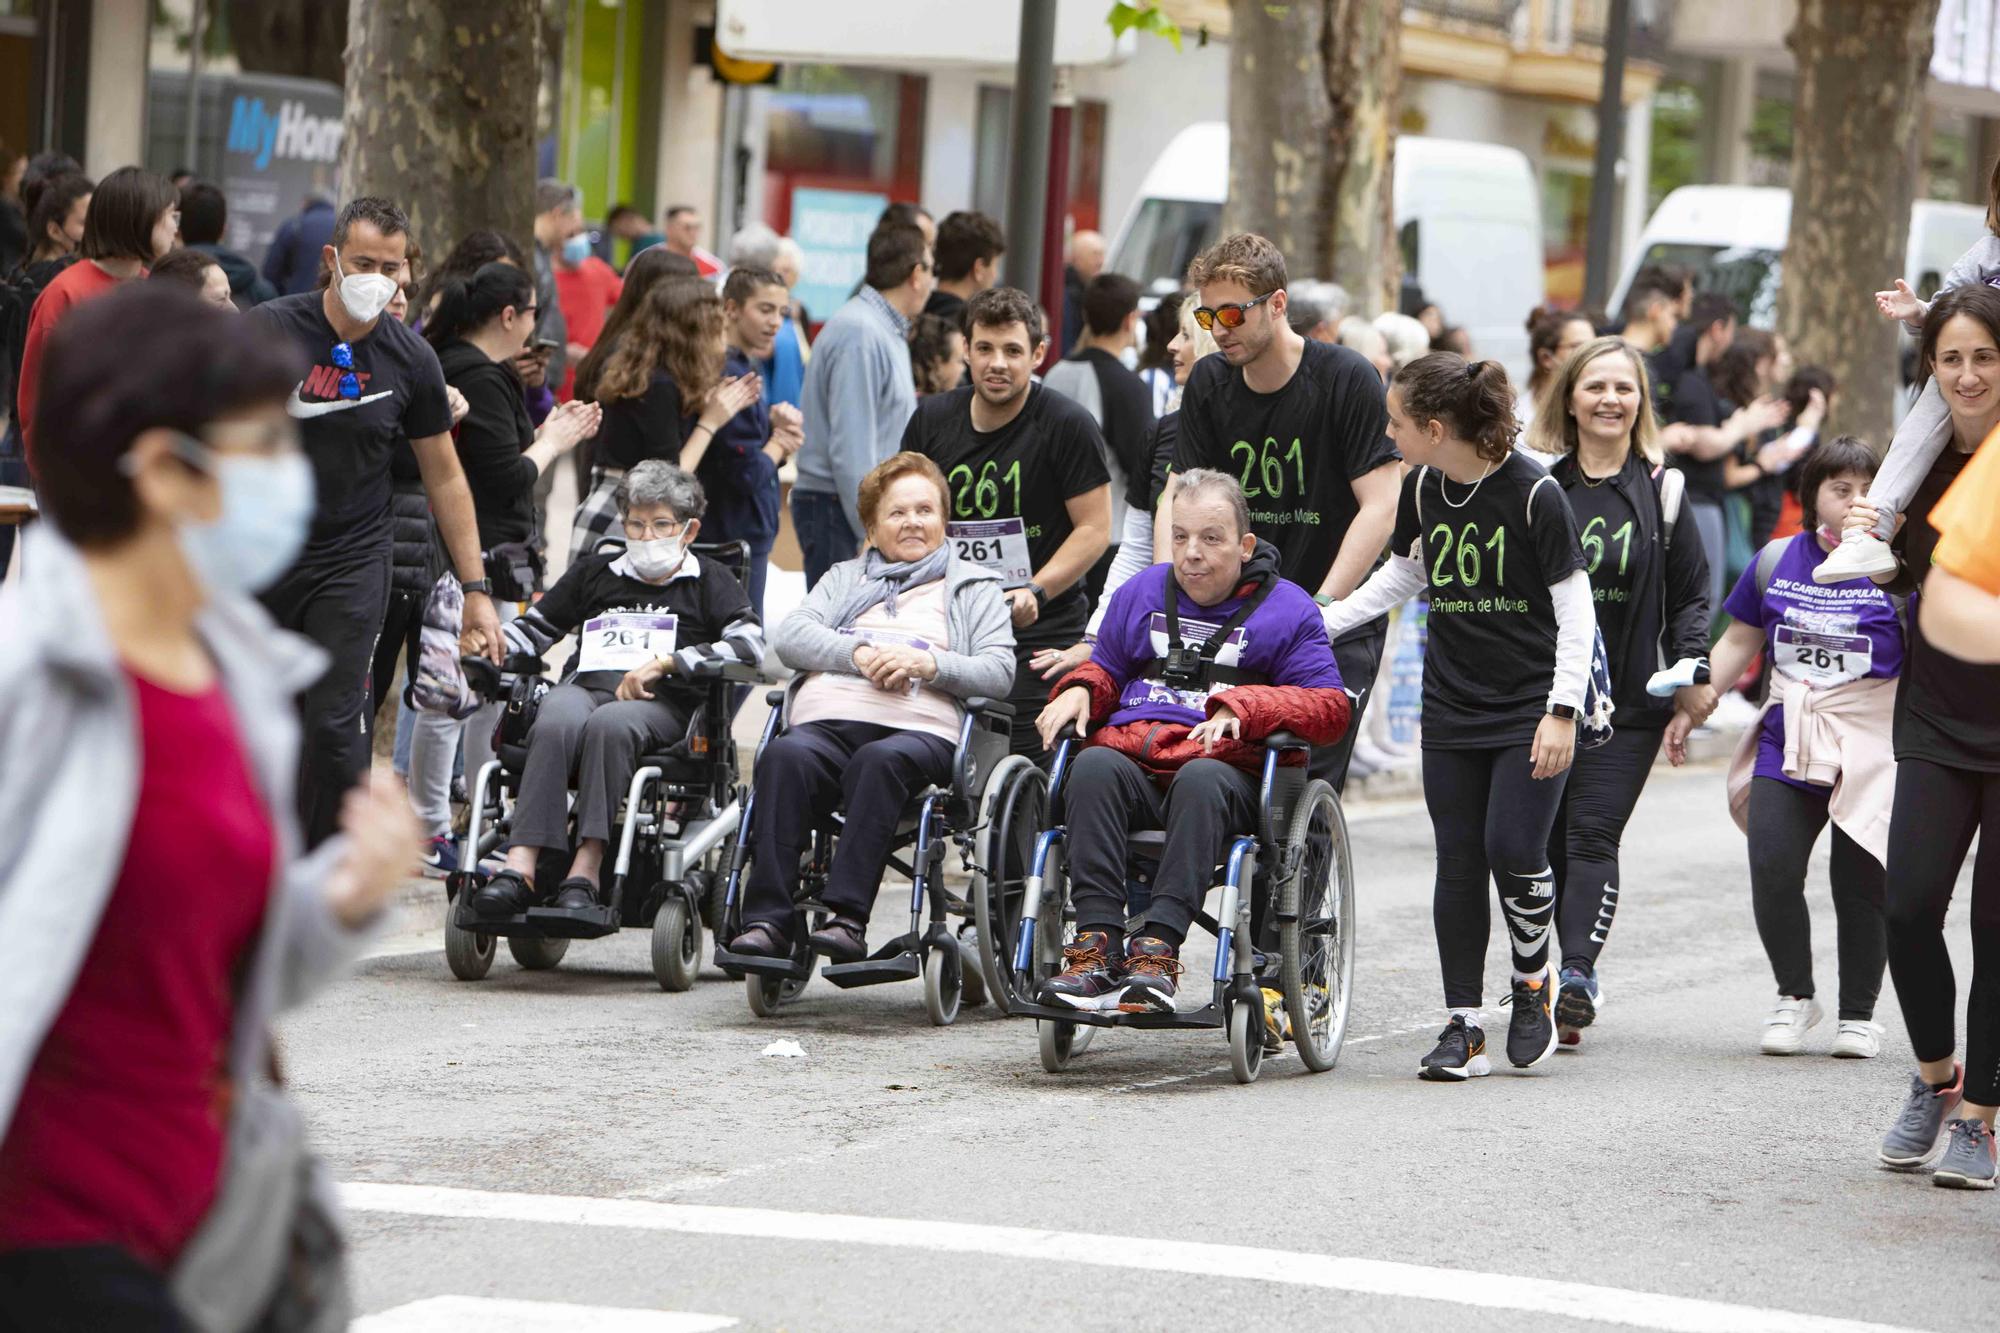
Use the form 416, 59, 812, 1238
830, 544, 952, 629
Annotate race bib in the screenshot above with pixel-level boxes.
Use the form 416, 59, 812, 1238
948, 517, 1033, 587
1772, 624, 1871, 687
578, 611, 679, 675
838, 626, 935, 695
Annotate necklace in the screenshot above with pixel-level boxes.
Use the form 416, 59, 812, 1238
1437, 459, 1499, 509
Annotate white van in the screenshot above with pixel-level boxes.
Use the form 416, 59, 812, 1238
1608, 185, 1988, 330
1106, 122, 1547, 384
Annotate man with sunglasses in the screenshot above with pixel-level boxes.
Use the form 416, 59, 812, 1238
902, 284, 1113, 758
1167, 233, 1400, 791
252, 195, 500, 846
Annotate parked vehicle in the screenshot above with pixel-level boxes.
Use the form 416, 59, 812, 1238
1107, 121, 1546, 384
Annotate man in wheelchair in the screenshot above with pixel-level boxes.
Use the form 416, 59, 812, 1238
469, 460, 764, 918
1034, 468, 1349, 1012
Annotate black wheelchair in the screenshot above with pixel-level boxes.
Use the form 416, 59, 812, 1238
710, 695, 1052, 1026
441, 541, 768, 990
1002, 733, 1357, 1083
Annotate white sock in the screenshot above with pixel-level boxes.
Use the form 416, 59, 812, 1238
1512, 966, 1551, 986
1450, 1007, 1484, 1030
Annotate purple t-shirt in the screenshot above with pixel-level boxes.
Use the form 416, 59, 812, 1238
1722, 532, 1905, 789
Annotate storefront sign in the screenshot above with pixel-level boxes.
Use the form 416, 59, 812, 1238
789, 186, 888, 324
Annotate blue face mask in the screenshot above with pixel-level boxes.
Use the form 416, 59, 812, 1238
173, 438, 317, 595
561, 233, 592, 266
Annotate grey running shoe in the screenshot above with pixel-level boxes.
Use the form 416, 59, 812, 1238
1933, 1118, 1998, 1190
1879, 1067, 1964, 1170
1504, 969, 1559, 1068
1418, 1015, 1492, 1082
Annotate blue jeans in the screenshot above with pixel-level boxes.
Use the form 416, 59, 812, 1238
791, 489, 859, 591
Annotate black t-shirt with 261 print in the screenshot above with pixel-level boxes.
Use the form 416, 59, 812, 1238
902, 383, 1110, 649
1392, 451, 1587, 749
1173, 338, 1398, 592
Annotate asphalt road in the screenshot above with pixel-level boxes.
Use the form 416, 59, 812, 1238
287, 757, 1992, 1332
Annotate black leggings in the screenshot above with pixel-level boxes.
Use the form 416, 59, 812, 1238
0, 1245, 186, 1331
1746, 776, 1886, 1020
1884, 758, 2000, 1104
1422, 743, 1569, 1008
1548, 723, 1661, 974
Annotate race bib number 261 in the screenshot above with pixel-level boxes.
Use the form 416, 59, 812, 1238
578, 611, 679, 675
947, 517, 1033, 588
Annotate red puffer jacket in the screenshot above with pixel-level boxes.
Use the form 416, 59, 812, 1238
1053, 660, 1350, 789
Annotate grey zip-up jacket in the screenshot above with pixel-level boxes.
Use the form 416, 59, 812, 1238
794, 286, 919, 539
773, 547, 1016, 720
0, 527, 371, 1255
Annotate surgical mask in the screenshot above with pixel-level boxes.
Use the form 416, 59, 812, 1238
626, 535, 686, 581
174, 441, 317, 595
561, 233, 593, 266
332, 252, 398, 323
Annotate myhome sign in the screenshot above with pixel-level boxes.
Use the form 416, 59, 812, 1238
224, 95, 343, 172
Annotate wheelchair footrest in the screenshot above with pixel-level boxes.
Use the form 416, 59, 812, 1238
820, 953, 923, 988
1005, 998, 1226, 1030
713, 946, 810, 981
520, 903, 621, 940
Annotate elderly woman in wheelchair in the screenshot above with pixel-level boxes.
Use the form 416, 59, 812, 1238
1031, 468, 1350, 1017
726, 452, 1017, 965
469, 460, 764, 919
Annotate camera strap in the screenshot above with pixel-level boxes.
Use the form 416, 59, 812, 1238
1148, 571, 1276, 688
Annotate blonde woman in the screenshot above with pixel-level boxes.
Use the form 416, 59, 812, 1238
1526, 336, 1713, 1045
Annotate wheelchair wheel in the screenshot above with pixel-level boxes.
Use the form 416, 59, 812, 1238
1038, 1019, 1078, 1073
1228, 1000, 1264, 1084
1279, 780, 1355, 1073
444, 911, 496, 982
923, 943, 962, 1027
508, 935, 569, 970
651, 888, 701, 992
972, 757, 1048, 1010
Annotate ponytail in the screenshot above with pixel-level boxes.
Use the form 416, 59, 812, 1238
424, 260, 536, 351
1393, 351, 1518, 463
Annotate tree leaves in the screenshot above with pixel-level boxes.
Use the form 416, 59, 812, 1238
1107, 2, 1183, 51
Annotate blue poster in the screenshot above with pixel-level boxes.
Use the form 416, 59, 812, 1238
789, 187, 889, 324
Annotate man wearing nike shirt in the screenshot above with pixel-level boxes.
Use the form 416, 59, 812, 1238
1168, 233, 1400, 790
251, 196, 500, 845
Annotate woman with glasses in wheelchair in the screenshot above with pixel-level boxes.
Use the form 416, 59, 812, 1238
728, 452, 1017, 964
469, 460, 765, 919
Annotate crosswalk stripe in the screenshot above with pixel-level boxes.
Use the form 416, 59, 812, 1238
353, 1295, 736, 1331
342, 1182, 1918, 1333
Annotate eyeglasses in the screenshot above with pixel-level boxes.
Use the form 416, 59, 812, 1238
622, 517, 684, 540
1192, 291, 1275, 331
330, 341, 360, 399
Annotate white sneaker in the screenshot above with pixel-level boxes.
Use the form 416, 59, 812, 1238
1813, 530, 1898, 584
1761, 995, 1824, 1055
1709, 691, 1763, 732
1832, 1019, 1884, 1059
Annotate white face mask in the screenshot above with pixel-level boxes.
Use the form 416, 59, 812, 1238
172, 442, 317, 595
626, 535, 686, 581
332, 252, 398, 323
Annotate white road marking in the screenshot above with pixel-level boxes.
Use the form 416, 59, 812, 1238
353, 1296, 735, 1331
343, 1183, 1918, 1333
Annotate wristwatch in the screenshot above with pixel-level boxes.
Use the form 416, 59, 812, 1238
459, 577, 493, 596
1028, 582, 1049, 609
1547, 703, 1579, 721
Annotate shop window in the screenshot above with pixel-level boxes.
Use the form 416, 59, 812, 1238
972, 86, 1107, 238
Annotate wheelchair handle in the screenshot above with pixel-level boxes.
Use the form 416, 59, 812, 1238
1263, 730, 1311, 752
964, 697, 1016, 718
683, 658, 773, 684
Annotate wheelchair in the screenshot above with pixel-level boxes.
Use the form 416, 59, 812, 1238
710, 694, 1052, 1026
441, 540, 768, 991
1002, 732, 1357, 1083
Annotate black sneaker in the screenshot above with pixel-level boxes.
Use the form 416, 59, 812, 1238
1116, 936, 1183, 1013
1039, 930, 1124, 1010
1418, 1015, 1491, 1081
1504, 969, 1559, 1068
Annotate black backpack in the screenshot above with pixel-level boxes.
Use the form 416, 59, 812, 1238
1, 255, 78, 418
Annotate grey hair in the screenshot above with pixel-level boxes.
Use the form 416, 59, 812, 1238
1170, 466, 1251, 539
774, 235, 804, 275
1286, 279, 1350, 335
728, 222, 782, 270
615, 459, 707, 523
535, 178, 578, 216
1373, 311, 1431, 371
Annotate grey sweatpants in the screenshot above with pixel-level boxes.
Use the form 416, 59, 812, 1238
510, 682, 693, 852
1868, 375, 1954, 538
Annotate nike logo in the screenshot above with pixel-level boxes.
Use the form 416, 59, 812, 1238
287, 385, 394, 418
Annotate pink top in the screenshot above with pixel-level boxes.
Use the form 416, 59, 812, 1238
791, 579, 961, 742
